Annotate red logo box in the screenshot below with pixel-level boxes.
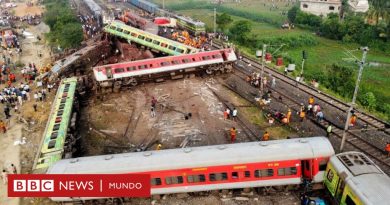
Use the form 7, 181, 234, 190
8, 174, 150, 198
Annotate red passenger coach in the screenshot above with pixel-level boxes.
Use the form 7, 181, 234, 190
47, 137, 334, 201
93, 48, 237, 87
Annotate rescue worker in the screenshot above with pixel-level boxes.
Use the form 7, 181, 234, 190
386, 142, 390, 157
308, 96, 314, 105
0, 120, 6, 133
326, 125, 332, 138
287, 109, 292, 123
156, 143, 162, 151
223, 109, 228, 120
350, 113, 357, 127
230, 127, 236, 143
262, 131, 270, 141
299, 110, 306, 122
232, 108, 238, 121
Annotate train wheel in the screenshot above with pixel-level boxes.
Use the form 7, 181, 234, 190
205, 69, 213, 75
123, 77, 138, 86
129, 78, 138, 86
225, 66, 233, 73
213, 66, 219, 71
114, 81, 121, 89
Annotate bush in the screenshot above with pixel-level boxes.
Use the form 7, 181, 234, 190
359, 92, 377, 111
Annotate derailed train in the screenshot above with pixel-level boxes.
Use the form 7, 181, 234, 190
48, 137, 335, 201
92, 48, 237, 87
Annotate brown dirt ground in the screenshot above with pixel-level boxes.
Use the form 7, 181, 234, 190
12, 2, 44, 17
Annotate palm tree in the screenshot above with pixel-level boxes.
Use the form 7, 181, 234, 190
366, 0, 390, 25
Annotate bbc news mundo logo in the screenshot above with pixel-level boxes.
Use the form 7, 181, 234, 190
8, 174, 150, 198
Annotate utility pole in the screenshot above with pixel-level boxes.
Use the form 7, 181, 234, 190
260, 44, 267, 96
340, 47, 368, 152
213, 8, 217, 34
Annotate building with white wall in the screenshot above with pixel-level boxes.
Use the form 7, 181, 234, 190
300, 0, 342, 16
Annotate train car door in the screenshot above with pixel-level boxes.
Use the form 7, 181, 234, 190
302, 160, 313, 180
335, 176, 346, 203
106, 67, 113, 79
221, 51, 228, 61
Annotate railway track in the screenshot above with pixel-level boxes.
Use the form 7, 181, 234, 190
212, 41, 390, 174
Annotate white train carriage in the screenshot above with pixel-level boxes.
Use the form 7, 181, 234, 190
47, 137, 335, 201
93, 48, 237, 87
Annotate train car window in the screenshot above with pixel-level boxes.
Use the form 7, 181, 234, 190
186, 49, 191, 54
115, 68, 125, 73
168, 45, 176, 51
127, 66, 136, 71
138, 65, 148, 69
138, 35, 145, 40
161, 43, 168, 48
202, 56, 211, 60
153, 40, 160, 45
209, 172, 228, 181
212, 54, 222, 59
187, 174, 206, 183
231, 172, 238, 179
319, 160, 327, 171
150, 64, 153, 68
109, 26, 117, 30
192, 58, 196, 61
278, 168, 286, 176
124, 30, 130, 35
145, 38, 153, 42
176, 48, 184, 53
345, 195, 356, 205
151, 178, 162, 186
172, 60, 180, 65
131, 33, 138, 37
116, 28, 123, 33
244, 171, 251, 178
255, 169, 274, 178
161, 61, 170, 66
165, 176, 184, 185
182, 59, 191, 63
326, 170, 334, 182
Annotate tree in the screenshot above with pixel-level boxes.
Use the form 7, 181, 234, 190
229, 20, 252, 43
216, 13, 233, 32
366, 0, 390, 25
288, 6, 299, 23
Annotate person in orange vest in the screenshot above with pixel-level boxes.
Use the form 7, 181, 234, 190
223, 109, 228, 120
230, 127, 236, 143
308, 96, 314, 105
350, 113, 357, 127
385, 142, 390, 157
0, 120, 6, 133
262, 131, 270, 141
287, 109, 292, 123
299, 110, 306, 122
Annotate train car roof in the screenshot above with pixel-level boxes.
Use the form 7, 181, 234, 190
93, 48, 231, 69
83, 0, 102, 15
47, 137, 334, 174
175, 15, 206, 26
138, 0, 158, 8
329, 152, 390, 205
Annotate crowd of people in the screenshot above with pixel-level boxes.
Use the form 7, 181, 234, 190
79, 14, 100, 39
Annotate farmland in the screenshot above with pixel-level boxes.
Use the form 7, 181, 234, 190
151, 0, 390, 121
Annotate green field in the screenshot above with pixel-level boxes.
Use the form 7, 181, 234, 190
152, 0, 390, 121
